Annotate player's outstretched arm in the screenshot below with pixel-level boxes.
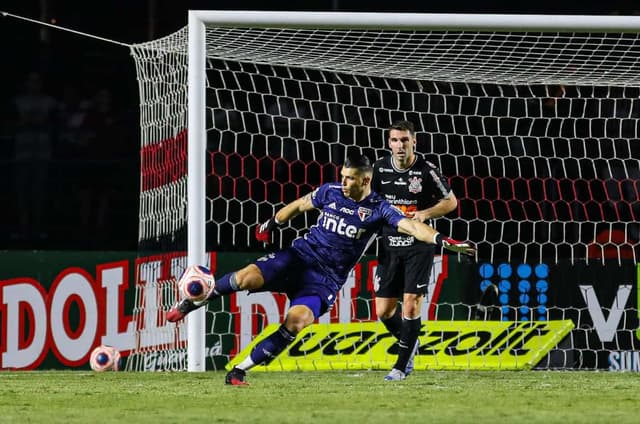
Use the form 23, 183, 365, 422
255, 193, 316, 244
397, 218, 476, 256
274, 192, 316, 223
408, 192, 457, 222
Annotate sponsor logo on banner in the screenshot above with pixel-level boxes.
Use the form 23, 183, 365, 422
608, 351, 640, 372
551, 261, 640, 370
0, 252, 213, 370
0, 261, 139, 370
227, 320, 574, 371
579, 284, 632, 342
136, 343, 223, 371
230, 256, 449, 354
0, 251, 464, 370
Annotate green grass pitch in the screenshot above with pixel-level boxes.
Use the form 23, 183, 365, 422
1, 370, 637, 423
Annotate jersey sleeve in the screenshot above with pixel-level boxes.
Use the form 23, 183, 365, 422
310, 183, 330, 209
425, 160, 453, 199
380, 200, 405, 229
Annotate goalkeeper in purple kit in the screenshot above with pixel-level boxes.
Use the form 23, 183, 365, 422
166, 153, 475, 385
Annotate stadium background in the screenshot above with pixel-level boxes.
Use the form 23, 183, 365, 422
1, 0, 639, 251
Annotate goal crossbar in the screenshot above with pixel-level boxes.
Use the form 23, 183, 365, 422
189, 11, 640, 32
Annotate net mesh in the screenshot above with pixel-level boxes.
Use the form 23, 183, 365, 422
126, 23, 640, 371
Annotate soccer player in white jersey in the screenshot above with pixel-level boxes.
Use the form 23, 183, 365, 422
167, 153, 473, 385
371, 120, 459, 381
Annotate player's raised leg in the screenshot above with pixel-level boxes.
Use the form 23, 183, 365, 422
225, 298, 317, 385
166, 264, 262, 322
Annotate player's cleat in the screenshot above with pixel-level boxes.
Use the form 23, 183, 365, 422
165, 298, 207, 323
404, 339, 420, 376
225, 367, 249, 386
384, 368, 406, 381
442, 238, 476, 256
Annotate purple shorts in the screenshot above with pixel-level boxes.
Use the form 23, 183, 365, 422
252, 247, 339, 317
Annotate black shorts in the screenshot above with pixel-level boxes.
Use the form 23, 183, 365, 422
375, 245, 435, 298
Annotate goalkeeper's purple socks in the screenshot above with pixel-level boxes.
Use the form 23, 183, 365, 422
207, 272, 240, 298
249, 324, 296, 365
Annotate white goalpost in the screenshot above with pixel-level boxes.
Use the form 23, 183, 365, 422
186, 12, 207, 373
127, 11, 640, 372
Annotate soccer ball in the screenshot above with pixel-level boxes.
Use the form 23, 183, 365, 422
89, 345, 121, 372
178, 265, 215, 302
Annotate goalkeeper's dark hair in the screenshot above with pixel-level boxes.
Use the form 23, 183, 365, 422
344, 153, 372, 173
389, 120, 416, 136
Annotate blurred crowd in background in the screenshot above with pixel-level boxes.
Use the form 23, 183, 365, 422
1, 0, 639, 251
1, 69, 139, 250
1, 10, 141, 250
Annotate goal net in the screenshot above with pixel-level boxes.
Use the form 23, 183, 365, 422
125, 12, 640, 372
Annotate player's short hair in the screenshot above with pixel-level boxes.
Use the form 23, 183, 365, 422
344, 153, 372, 173
389, 120, 416, 136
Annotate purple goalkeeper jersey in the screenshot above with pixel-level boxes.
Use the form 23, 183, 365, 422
291, 183, 405, 287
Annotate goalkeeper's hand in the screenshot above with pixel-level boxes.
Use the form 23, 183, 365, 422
255, 217, 280, 245
442, 237, 476, 256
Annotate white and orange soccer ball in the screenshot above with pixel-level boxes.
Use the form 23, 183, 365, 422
89, 345, 121, 372
178, 265, 215, 302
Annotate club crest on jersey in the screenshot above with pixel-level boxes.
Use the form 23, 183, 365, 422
408, 176, 422, 194
358, 207, 372, 221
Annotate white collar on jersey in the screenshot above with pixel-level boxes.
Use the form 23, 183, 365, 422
390, 154, 418, 173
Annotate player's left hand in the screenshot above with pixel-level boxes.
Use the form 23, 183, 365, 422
442, 238, 476, 256
255, 217, 279, 244
407, 210, 430, 222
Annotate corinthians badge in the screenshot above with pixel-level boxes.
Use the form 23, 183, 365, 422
408, 176, 422, 193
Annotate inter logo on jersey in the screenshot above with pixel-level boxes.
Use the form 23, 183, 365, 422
358, 207, 372, 221
320, 214, 365, 239
293, 182, 405, 284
